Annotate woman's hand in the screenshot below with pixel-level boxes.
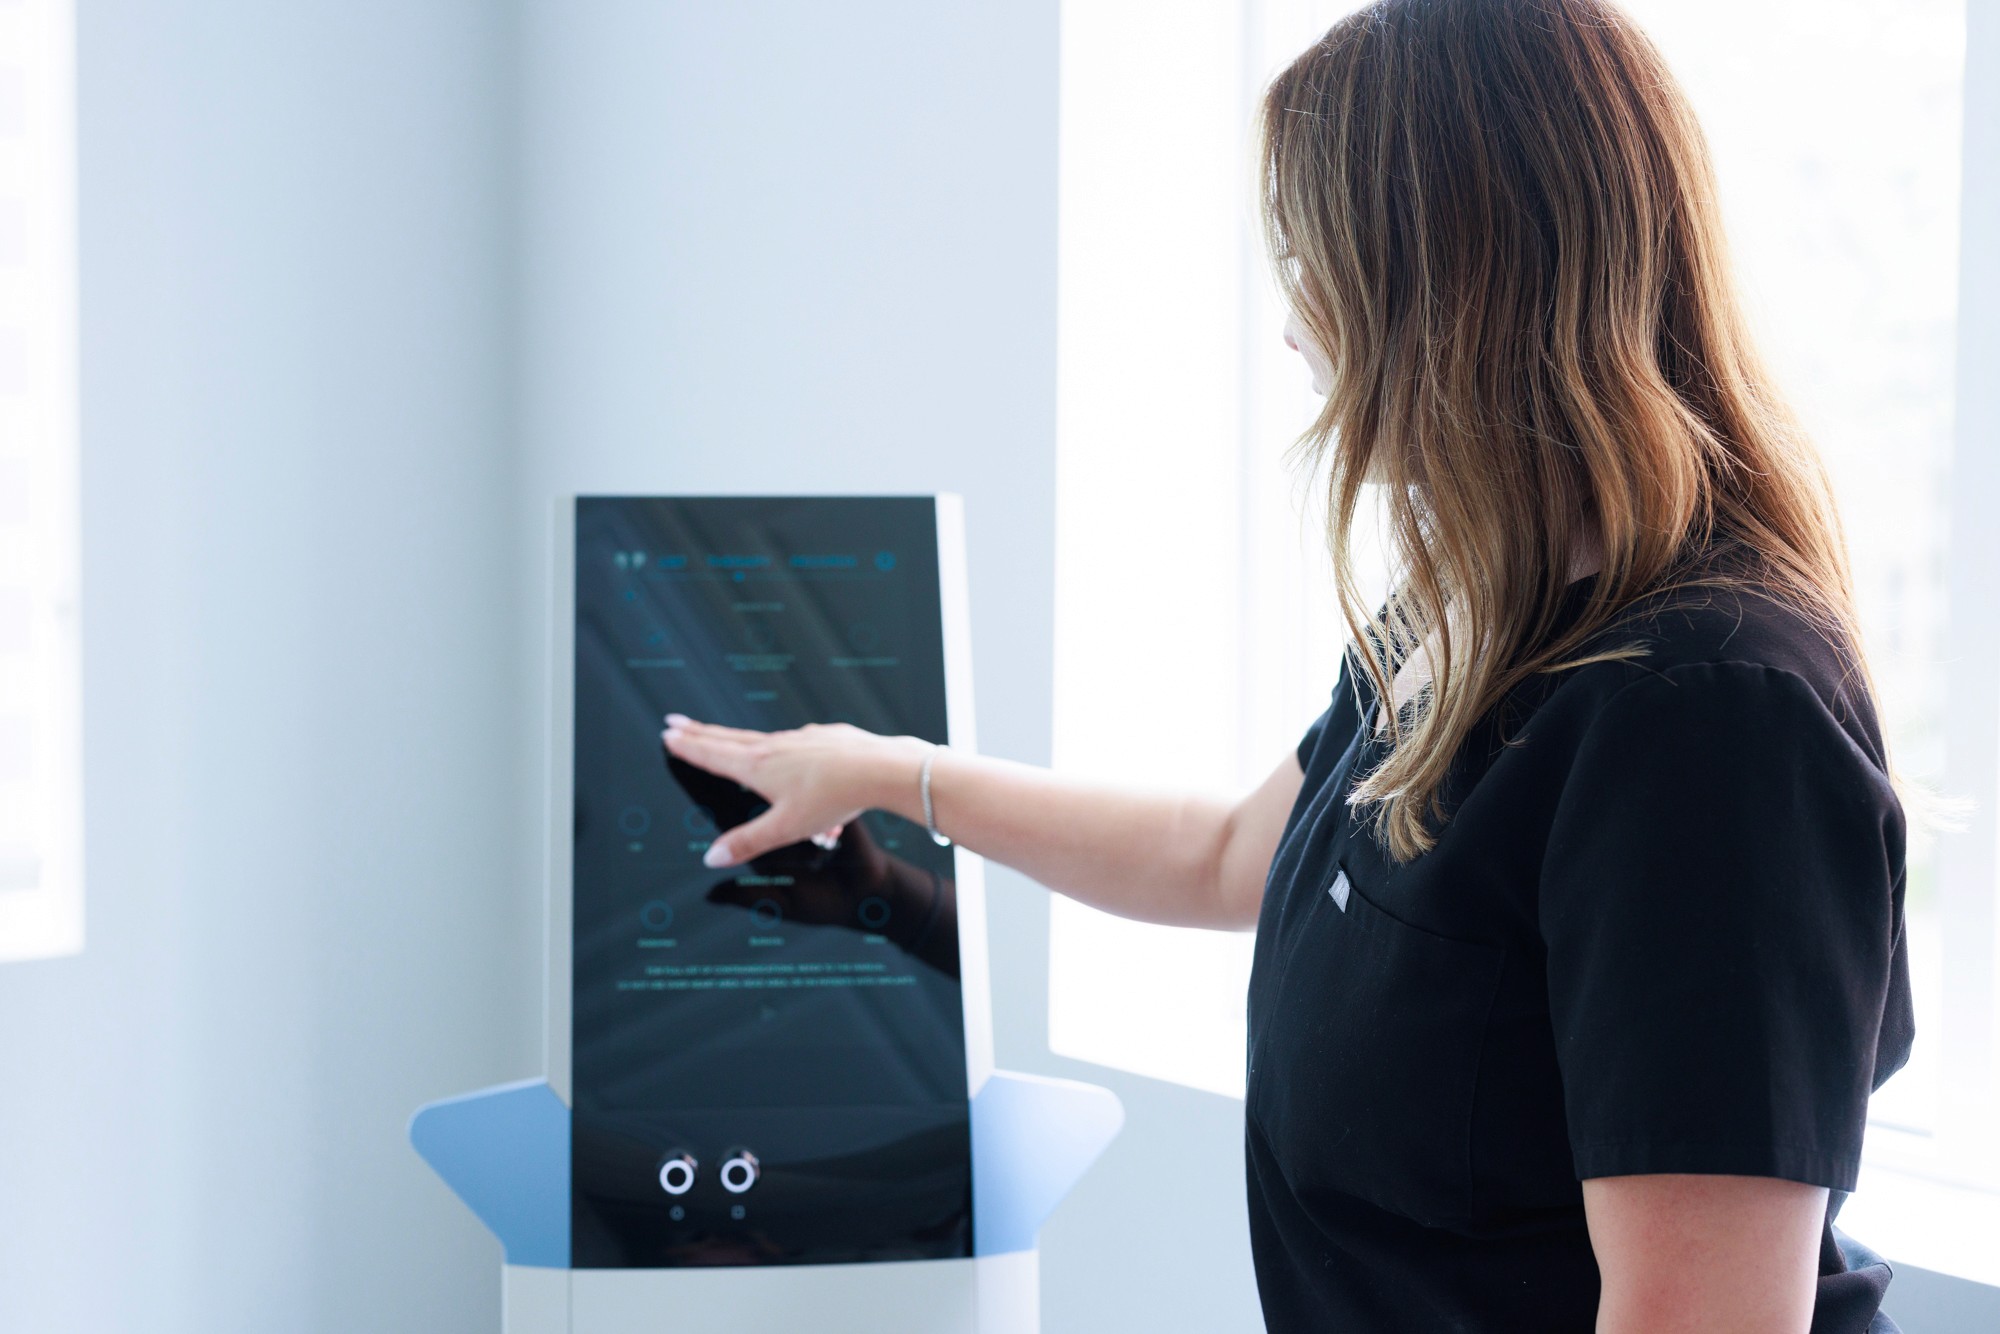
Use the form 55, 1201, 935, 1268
661, 714, 928, 868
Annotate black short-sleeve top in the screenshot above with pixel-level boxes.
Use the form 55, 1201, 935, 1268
1245, 566, 1914, 1333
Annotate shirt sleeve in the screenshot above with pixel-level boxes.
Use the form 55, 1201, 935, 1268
1297, 645, 1369, 770
1539, 661, 1905, 1190
1296, 709, 1330, 769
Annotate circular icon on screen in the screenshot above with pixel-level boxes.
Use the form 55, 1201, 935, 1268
684, 805, 717, 836
750, 899, 783, 929
619, 806, 652, 837
857, 896, 891, 930
874, 551, 896, 571
640, 900, 673, 932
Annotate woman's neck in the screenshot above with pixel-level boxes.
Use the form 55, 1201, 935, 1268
1565, 524, 1605, 585
1376, 529, 1605, 736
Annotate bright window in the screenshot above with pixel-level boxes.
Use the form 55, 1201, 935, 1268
1053, 0, 1369, 1098
1054, 0, 1984, 1183
1618, 0, 1976, 1165
0, 0, 83, 962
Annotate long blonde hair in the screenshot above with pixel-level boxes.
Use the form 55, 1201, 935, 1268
1259, 0, 1879, 862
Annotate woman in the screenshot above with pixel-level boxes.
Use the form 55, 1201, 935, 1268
663, 0, 1914, 1327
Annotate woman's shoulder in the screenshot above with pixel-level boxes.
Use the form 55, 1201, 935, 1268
1538, 561, 1888, 771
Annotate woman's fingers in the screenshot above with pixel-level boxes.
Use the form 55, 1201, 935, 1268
664, 714, 765, 746
703, 809, 803, 868
662, 725, 757, 783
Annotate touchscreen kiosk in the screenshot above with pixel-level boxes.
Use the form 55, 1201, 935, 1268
568, 495, 974, 1267
409, 493, 1119, 1334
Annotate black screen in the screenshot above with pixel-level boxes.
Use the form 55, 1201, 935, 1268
569, 496, 972, 1267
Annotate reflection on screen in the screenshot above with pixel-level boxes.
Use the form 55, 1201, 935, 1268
569, 496, 971, 1268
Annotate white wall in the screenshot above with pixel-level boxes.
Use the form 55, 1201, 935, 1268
0, 3, 532, 1330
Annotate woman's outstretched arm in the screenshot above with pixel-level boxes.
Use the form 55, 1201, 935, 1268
661, 716, 1303, 931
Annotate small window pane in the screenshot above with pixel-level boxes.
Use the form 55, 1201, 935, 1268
0, 0, 83, 962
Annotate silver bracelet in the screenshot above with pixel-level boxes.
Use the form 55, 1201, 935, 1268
920, 743, 951, 847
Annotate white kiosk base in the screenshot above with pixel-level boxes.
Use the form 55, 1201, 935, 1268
503, 1253, 1039, 1334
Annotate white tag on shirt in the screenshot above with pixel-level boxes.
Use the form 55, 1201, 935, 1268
1329, 869, 1350, 913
